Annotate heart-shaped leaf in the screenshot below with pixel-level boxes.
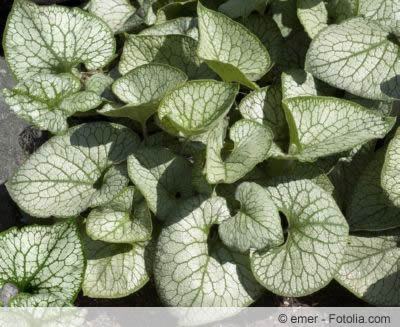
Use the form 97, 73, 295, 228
119, 34, 214, 79
86, 186, 152, 243
197, 2, 271, 89
335, 231, 400, 306
127, 147, 194, 220
0, 222, 84, 306
206, 119, 273, 184
82, 235, 150, 299
98, 64, 187, 127
4, 0, 115, 80
305, 18, 400, 100
283, 96, 395, 161
3, 73, 102, 134
219, 182, 283, 253
251, 178, 349, 297
6, 122, 139, 218
158, 80, 238, 137
154, 196, 263, 306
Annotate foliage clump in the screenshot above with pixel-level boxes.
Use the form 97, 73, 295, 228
1, 0, 400, 308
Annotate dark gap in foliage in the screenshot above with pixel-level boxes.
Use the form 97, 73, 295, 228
93, 167, 111, 190
18, 127, 49, 154
279, 211, 289, 243
0, 0, 13, 56
387, 33, 400, 47
24, 284, 39, 294
207, 224, 220, 255
375, 137, 386, 151
327, 14, 336, 25
333, 88, 346, 99
75, 280, 163, 307
220, 140, 235, 161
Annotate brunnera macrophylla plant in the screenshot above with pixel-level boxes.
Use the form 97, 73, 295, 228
1, 0, 400, 308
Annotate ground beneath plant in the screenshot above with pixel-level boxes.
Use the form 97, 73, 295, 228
0, 0, 370, 308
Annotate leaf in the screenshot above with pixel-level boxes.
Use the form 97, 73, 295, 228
85, 73, 115, 100
381, 129, 400, 209
328, 0, 400, 28
136, 0, 157, 25
305, 18, 400, 100
88, 0, 136, 34
158, 80, 238, 137
206, 119, 273, 184
90, 164, 131, 208
238, 85, 288, 146
329, 141, 376, 211
3, 73, 102, 134
358, 0, 400, 33
197, 2, 271, 89
297, 0, 329, 39
270, 0, 301, 37
283, 96, 395, 161
119, 34, 214, 79
282, 69, 326, 99
4, 0, 115, 81
154, 196, 263, 306
155, 0, 197, 24
335, 231, 400, 306
347, 149, 400, 231
218, 0, 267, 19
9, 293, 71, 307
6, 122, 139, 218
192, 151, 214, 196
0, 222, 84, 305
219, 182, 283, 253
344, 93, 394, 116
98, 64, 187, 126
127, 147, 194, 220
86, 186, 152, 243
241, 14, 292, 76
139, 17, 199, 39
263, 159, 335, 195
112, 64, 187, 105
326, 0, 358, 22
82, 236, 150, 299
270, 0, 311, 68
251, 178, 349, 297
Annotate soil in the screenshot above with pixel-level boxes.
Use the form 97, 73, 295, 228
0, 0, 371, 308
